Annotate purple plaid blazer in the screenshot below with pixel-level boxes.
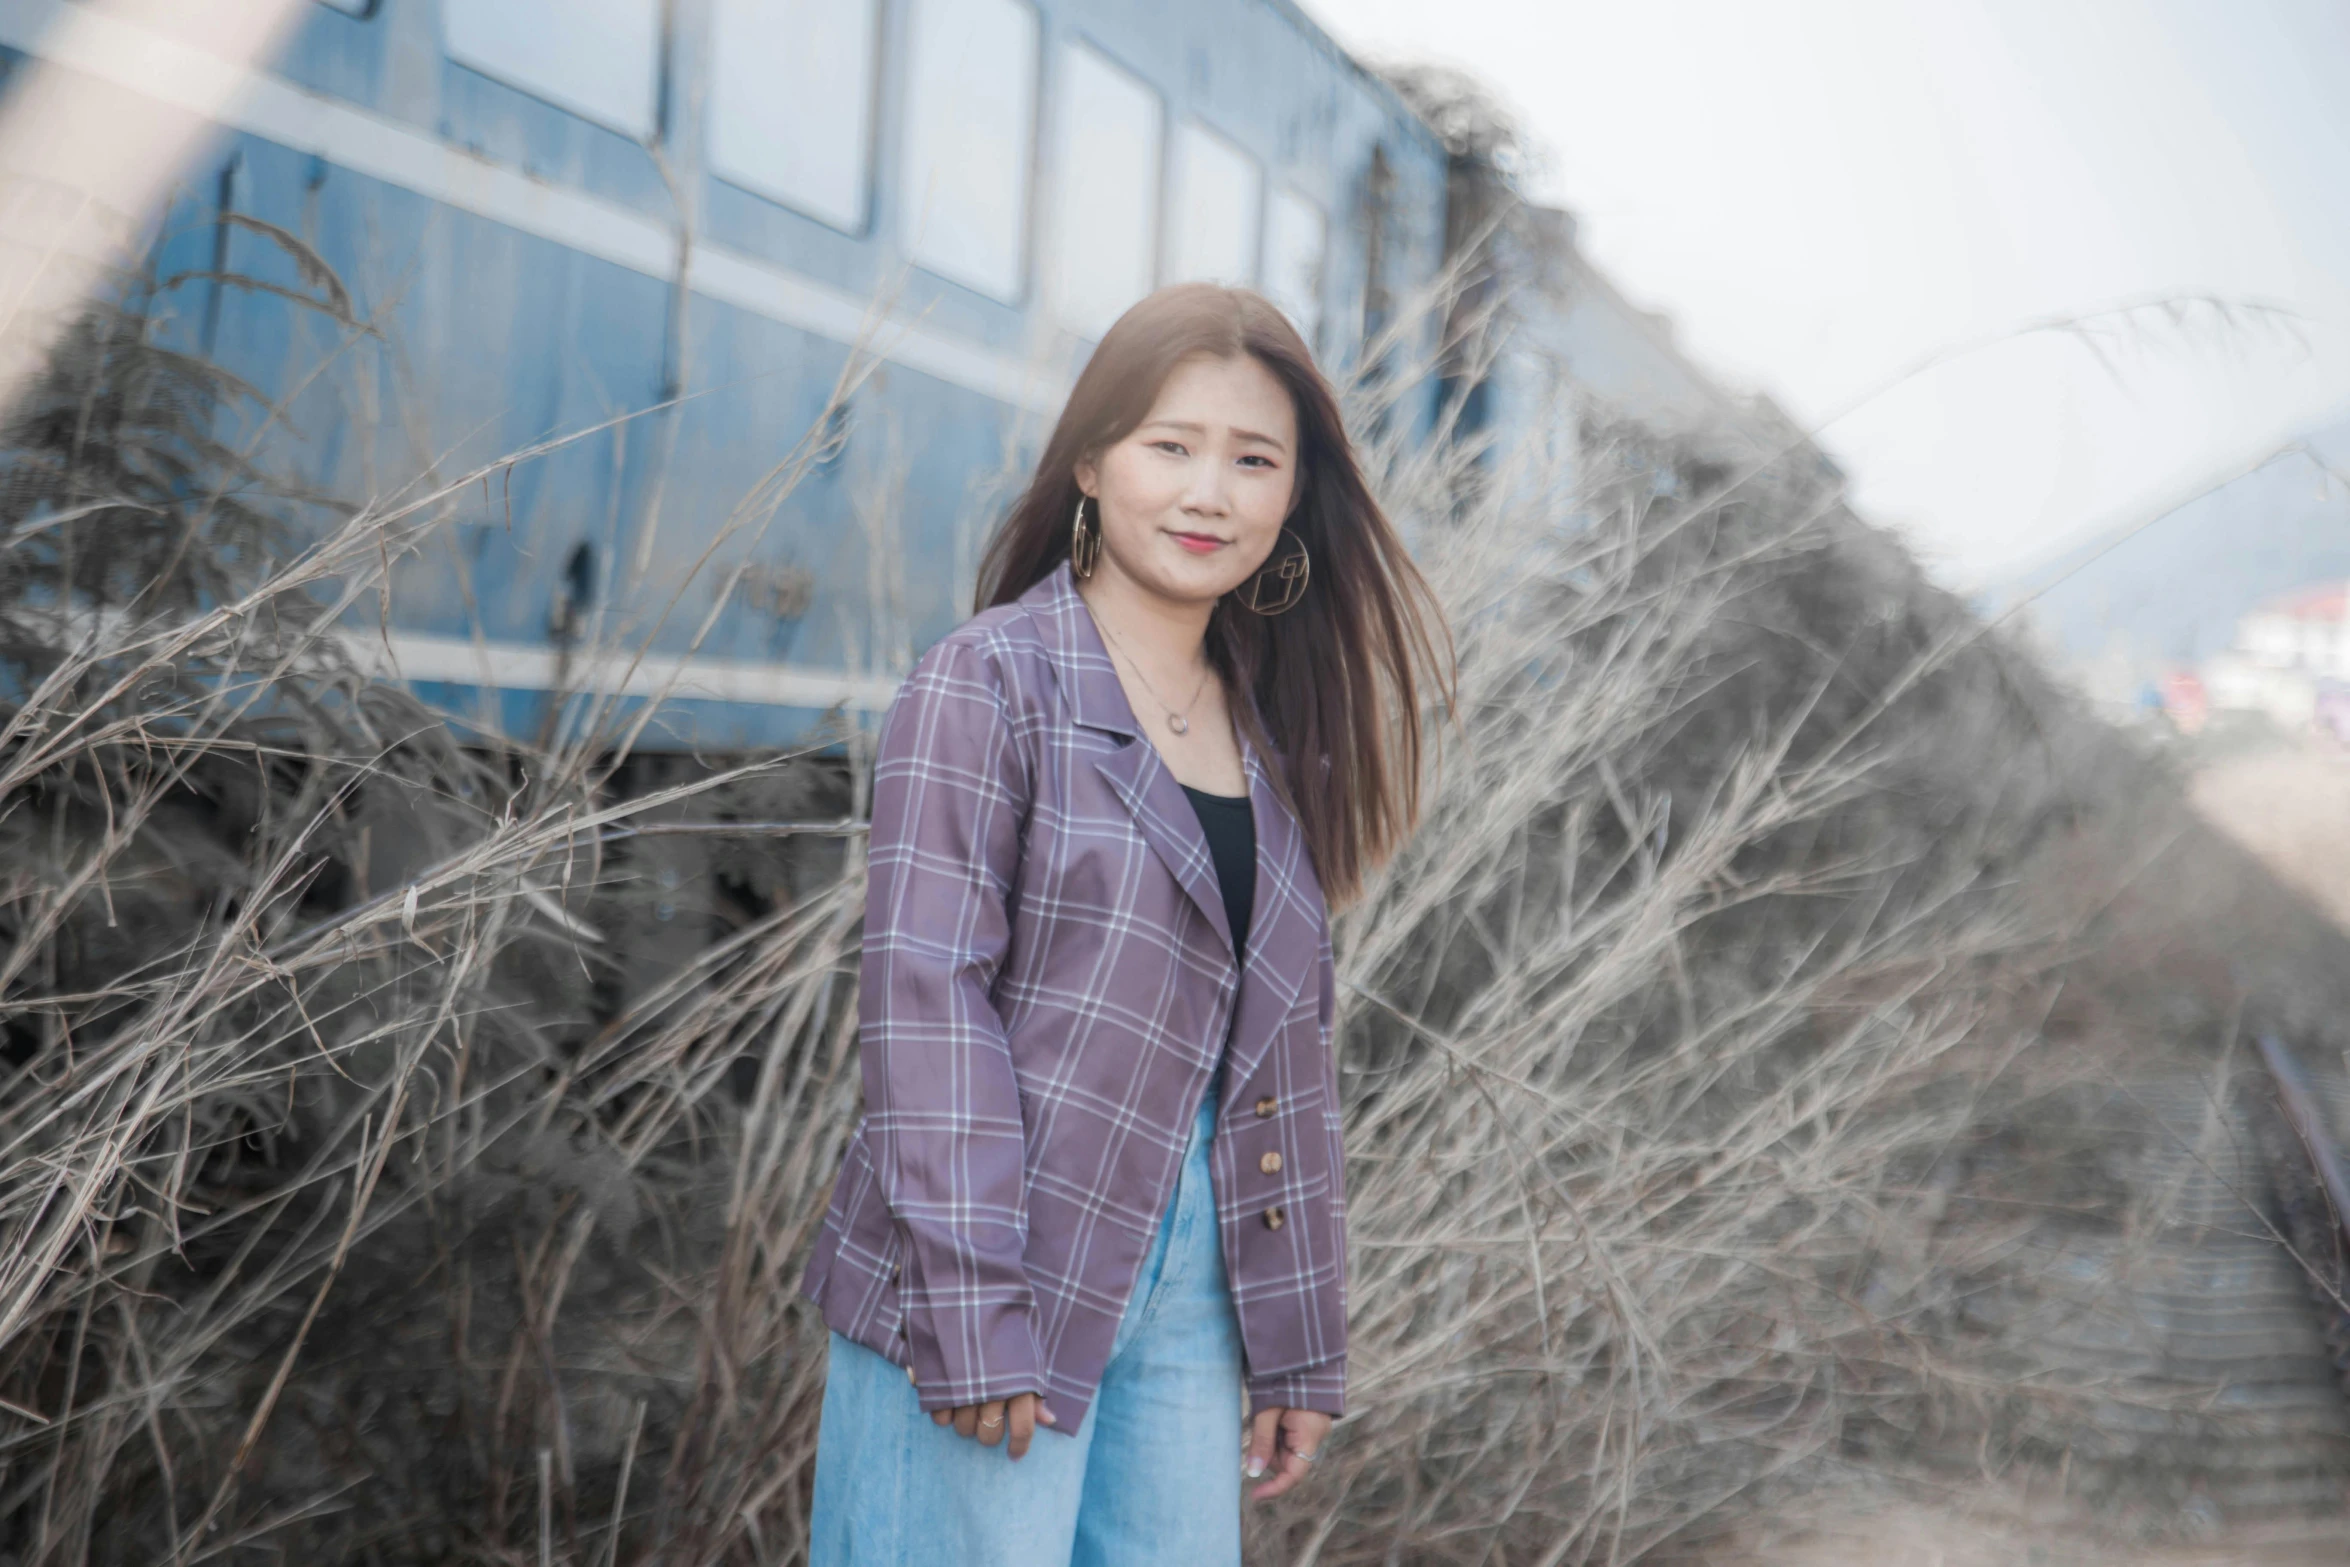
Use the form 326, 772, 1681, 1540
800, 563, 1346, 1434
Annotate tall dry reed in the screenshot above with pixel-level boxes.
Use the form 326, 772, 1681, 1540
0, 237, 2286, 1565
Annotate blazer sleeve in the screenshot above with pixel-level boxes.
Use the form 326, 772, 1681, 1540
859, 635, 1044, 1411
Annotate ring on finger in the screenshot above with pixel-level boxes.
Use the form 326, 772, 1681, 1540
1294, 1448, 1319, 1465
979, 1414, 1003, 1429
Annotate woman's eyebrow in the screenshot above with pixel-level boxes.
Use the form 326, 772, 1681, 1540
1139, 417, 1289, 453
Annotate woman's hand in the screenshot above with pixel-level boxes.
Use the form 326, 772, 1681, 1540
1243, 1406, 1332, 1500
931, 1391, 1055, 1459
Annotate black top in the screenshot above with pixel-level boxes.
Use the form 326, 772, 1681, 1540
1180, 784, 1256, 958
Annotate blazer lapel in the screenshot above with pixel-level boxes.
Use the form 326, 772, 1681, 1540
1221, 736, 1319, 1088
1093, 741, 1236, 957
1025, 565, 1235, 957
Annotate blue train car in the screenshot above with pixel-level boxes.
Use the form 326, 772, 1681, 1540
0, 0, 1452, 750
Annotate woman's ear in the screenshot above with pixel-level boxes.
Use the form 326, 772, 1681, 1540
1073, 453, 1100, 499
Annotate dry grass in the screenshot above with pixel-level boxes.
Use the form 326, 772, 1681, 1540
0, 245, 2343, 1566
0, 243, 877, 1565
1269, 411, 2108, 1564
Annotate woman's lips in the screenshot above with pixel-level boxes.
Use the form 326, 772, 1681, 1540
1168, 531, 1227, 554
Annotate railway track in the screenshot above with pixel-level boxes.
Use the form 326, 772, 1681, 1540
1972, 1057, 2350, 1529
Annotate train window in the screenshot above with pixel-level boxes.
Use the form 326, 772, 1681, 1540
1165, 123, 1260, 288
1264, 188, 1327, 347
708, 0, 879, 232
901, 0, 1040, 303
441, 0, 662, 141
1046, 43, 1160, 340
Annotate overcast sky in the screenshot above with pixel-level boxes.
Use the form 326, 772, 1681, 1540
1300, 0, 2350, 587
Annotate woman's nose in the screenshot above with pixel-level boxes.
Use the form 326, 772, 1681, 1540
1179, 458, 1232, 516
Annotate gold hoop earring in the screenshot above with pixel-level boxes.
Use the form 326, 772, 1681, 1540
1070, 495, 1100, 580
1238, 527, 1311, 615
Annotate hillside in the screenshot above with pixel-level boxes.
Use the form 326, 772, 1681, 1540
1990, 413, 2350, 677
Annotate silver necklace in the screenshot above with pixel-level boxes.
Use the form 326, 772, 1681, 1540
1095, 617, 1213, 736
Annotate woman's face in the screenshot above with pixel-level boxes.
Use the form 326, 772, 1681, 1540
1075, 351, 1300, 608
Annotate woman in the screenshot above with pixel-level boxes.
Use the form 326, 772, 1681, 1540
801, 284, 1449, 1564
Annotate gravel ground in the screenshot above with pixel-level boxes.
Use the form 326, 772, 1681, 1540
2190, 740, 2350, 933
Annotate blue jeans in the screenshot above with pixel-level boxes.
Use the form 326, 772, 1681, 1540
808, 1083, 1242, 1565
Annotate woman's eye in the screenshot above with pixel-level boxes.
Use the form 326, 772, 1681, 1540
1150, 440, 1188, 456
1238, 455, 1277, 469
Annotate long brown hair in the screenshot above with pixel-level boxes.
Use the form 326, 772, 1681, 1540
975, 283, 1452, 907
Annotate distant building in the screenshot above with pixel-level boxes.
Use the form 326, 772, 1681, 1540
2162, 669, 2208, 735
2201, 581, 2350, 738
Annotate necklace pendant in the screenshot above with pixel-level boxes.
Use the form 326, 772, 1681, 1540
1167, 714, 1189, 735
